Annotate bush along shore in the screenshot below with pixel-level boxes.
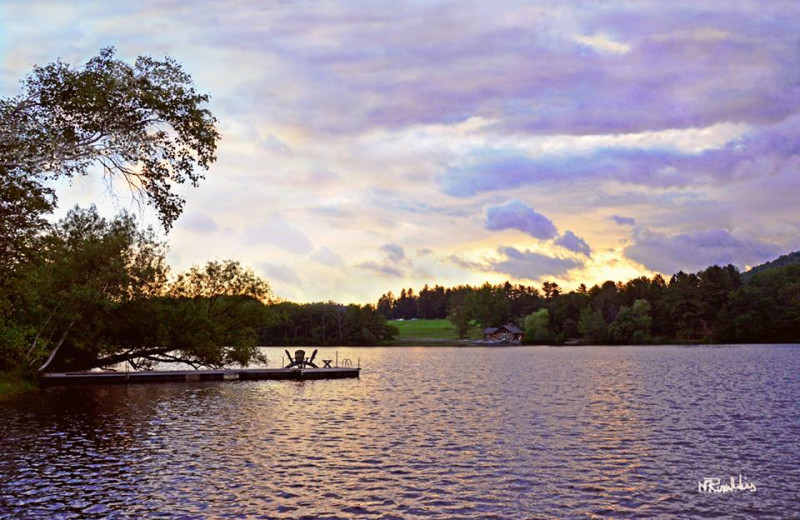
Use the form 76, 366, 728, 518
0, 371, 37, 399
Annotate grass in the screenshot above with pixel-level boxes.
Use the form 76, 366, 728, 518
0, 371, 37, 400
389, 318, 482, 344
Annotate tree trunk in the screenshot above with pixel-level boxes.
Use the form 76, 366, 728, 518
38, 320, 75, 373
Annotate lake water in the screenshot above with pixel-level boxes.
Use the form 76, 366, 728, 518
1, 345, 799, 519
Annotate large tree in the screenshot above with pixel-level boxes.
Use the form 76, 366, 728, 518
0, 47, 219, 235
17, 206, 168, 372
32, 214, 273, 372
1, 48, 220, 371
108, 260, 275, 370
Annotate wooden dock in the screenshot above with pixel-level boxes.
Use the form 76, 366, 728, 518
39, 367, 360, 386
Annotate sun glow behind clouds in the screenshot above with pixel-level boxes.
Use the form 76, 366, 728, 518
357, 119, 750, 160
574, 34, 632, 54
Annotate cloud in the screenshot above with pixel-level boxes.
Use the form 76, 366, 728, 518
446, 247, 584, 280
610, 215, 636, 226
356, 261, 403, 278
624, 227, 783, 274
9, 2, 800, 141
258, 262, 301, 286
306, 168, 341, 186
489, 246, 584, 281
445, 253, 487, 272
574, 34, 631, 54
555, 231, 592, 256
380, 243, 406, 262
354, 243, 410, 278
310, 246, 345, 268
260, 135, 292, 155
485, 199, 558, 239
8, 0, 800, 304
242, 219, 314, 255
179, 212, 219, 234
440, 114, 800, 197
203, 2, 800, 137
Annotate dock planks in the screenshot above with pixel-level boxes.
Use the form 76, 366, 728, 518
40, 367, 360, 386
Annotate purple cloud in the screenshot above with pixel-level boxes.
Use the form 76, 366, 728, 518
490, 246, 584, 280
610, 215, 636, 226
260, 135, 292, 155
624, 226, 783, 273
179, 212, 219, 234
485, 199, 558, 239
206, 2, 800, 136
356, 261, 403, 278
555, 231, 592, 256
354, 243, 410, 277
380, 243, 406, 262
445, 254, 486, 272
440, 114, 800, 196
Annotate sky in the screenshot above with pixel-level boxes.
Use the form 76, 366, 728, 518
2, 0, 799, 303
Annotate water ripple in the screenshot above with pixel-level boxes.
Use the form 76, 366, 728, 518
2, 345, 799, 518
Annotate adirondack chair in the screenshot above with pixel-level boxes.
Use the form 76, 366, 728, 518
284, 348, 318, 368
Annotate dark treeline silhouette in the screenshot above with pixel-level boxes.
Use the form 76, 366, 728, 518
378, 283, 542, 321
258, 302, 396, 346
0, 207, 397, 374
376, 262, 800, 344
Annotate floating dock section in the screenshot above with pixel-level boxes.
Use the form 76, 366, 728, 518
40, 367, 360, 387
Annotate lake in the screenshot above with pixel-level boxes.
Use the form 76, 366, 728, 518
1, 345, 799, 519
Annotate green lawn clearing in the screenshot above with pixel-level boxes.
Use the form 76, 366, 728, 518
389, 318, 482, 343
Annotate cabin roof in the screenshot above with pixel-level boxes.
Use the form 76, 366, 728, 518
484, 324, 523, 334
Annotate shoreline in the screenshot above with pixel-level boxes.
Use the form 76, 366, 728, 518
0, 372, 37, 400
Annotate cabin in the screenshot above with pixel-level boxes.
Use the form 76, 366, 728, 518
483, 324, 524, 344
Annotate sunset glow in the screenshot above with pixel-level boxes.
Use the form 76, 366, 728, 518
3, 0, 798, 302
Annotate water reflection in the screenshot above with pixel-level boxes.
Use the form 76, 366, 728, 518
1, 346, 799, 518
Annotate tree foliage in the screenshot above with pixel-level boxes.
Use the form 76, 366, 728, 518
11, 206, 169, 372
0, 48, 230, 374
258, 301, 396, 346
578, 307, 608, 344
0, 171, 55, 275
524, 309, 550, 343
0, 47, 219, 232
376, 257, 799, 346
0, 205, 278, 372
609, 299, 653, 343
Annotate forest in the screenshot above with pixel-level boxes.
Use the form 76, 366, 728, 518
375, 259, 800, 345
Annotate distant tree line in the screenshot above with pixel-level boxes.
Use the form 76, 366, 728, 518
257, 302, 397, 346
376, 263, 800, 344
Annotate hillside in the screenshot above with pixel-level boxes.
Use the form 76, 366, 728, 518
743, 250, 800, 281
